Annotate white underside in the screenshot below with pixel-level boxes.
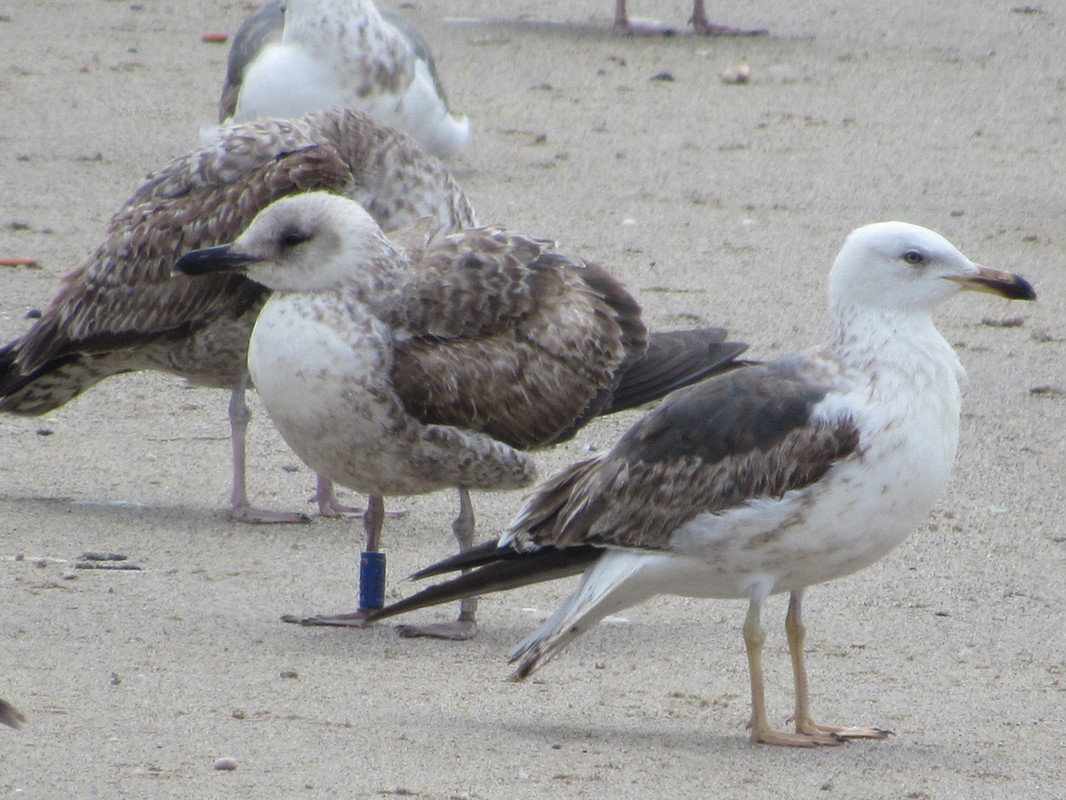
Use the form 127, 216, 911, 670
231, 42, 469, 159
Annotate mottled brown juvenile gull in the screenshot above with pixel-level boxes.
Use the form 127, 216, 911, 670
367, 221, 1035, 744
175, 192, 747, 638
0, 108, 476, 523
217, 0, 470, 159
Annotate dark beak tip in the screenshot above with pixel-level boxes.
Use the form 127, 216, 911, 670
1013, 276, 1037, 302
173, 245, 251, 277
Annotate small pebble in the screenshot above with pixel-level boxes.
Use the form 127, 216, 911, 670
721, 64, 751, 84
202, 32, 229, 43
213, 757, 239, 771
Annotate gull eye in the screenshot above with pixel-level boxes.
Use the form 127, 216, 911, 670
279, 228, 309, 248
902, 250, 925, 266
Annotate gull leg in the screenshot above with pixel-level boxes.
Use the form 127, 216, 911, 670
286, 495, 387, 627
396, 488, 478, 640
744, 592, 840, 747
785, 590, 892, 741
228, 378, 309, 524
612, 0, 680, 35
613, 0, 766, 36
312, 474, 407, 520
688, 0, 768, 36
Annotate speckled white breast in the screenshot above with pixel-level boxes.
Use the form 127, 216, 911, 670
248, 292, 533, 496
247, 293, 404, 492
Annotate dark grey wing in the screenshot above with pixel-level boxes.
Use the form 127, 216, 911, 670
218, 0, 285, 122
380, 9, 451, 106
602, 328, 749, 414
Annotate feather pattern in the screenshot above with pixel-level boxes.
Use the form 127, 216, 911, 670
505, 360, 860, 551
0, 108, 475, 415
389, 231, 648, 450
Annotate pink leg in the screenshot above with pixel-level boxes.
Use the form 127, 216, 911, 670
228, 379, 309, 524
689, 0, 767, 35
285, 495, 387, 627
612, 0, 766, 36
312, 474, 407, 520
395, 488, 478, 640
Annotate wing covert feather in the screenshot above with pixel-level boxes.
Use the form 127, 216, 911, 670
510, 361, 861, 550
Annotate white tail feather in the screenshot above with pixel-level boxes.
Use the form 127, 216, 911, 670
507, 551, 655, 679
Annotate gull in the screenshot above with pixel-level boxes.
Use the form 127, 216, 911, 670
0, 699, 25, 730
613, 1, 766, 36
174, 192, 747, 638
217, 0, 470, 159
366, 221, 1035, 744
0, 108, 476, 523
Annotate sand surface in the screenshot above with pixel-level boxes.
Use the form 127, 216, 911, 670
1, 1, 1064, 797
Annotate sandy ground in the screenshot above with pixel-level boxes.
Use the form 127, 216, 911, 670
1, 1, 1064, 797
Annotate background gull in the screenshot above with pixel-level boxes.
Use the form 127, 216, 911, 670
0, 108, 476, 523
175, 192, 747, 639
367, 221, 1035, 745
217, 0, 470, 159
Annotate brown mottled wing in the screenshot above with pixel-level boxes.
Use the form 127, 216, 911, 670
390, 228, 647, 449
13, 121, 354, 372
312, 108, 479, 236
218, 0, 285, 122
510, 359, 861, 550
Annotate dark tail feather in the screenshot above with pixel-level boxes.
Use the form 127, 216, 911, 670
366, 545, 603, 624
605, 328, 749, 414
410, 538, 517, 580
0, 698, 26, 730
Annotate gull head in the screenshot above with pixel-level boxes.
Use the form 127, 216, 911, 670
173, 192, 401, 293
828, 221, 1035, 314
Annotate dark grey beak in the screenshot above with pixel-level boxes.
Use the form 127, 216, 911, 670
173, 245, 262, 277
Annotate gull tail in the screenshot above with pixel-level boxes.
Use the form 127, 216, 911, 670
507, 551, 654, 680
364, 543, 603, 623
